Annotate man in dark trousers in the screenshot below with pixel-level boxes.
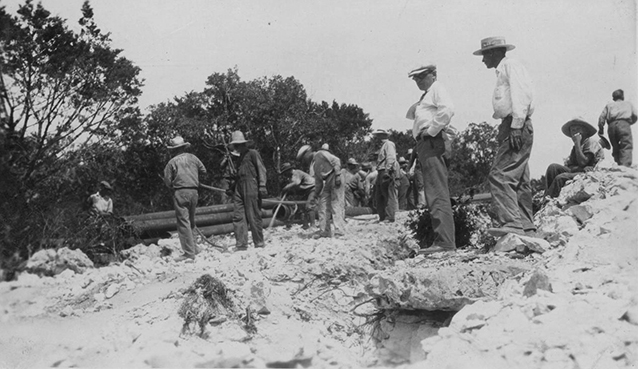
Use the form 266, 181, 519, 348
545, 118, 605, 198
164, 136, 207, 261
372, 129, 399, 223
406, 64, 456, 253
474, 36, 536, 238
598, 89, 637, 167
229, 131, 268, 251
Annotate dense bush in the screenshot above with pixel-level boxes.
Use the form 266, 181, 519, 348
406, 197, 496, 250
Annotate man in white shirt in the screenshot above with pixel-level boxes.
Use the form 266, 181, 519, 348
406, 64, 456, 253
88, 181, 113, 215
474, 36, 535, 237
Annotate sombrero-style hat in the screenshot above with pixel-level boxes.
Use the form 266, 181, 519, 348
561, 118, 597, 138
473, 36, 516, 56
167, 136, 191, 149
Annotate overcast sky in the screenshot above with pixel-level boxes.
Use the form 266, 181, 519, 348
4, 0, 637, 177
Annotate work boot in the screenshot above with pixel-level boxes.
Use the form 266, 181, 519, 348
254, 242, 265, 248
174, 254, 195, 263
487, 227, 524, 237
312, 231, 331, 239
418, 246, 456, 256
235, 245, 248, 252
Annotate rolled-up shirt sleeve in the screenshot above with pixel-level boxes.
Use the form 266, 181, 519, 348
426, 84, 455, 137
505, 60, 534, 129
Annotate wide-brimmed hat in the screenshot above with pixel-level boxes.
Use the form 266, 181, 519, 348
228, 131, 249, 145
279, 162, 293, 174
167, 136, 191, 149
99, 181, 113, 190
473, 36, 516, 56
346, 158, 358, 166
408, 64, 436, 78
361, 161, 372, 170
561, 118, 597, 138
371, 129, 389, 137
297, 145, 312, 160
398, 157, 407, 164
599, 134, 611, 150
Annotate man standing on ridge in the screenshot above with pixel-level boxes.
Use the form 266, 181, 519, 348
406, 64, 456, 253
598, 89, 636, 167
372, 129, 399, 223
474, 36, 536, 238
164, 136, 207, 261
229, 131, 268, 251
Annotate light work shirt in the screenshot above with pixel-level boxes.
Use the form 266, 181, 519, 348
598, 100, 638, 126
283, 169, 315, 192
164, 153, 207, 189
492, 57, 535, 129
407, 80, 455, 140
376, 140, 398, 174
89, 192, 112, 214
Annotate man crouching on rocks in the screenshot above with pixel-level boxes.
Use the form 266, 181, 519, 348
164, 136, 207, 261
544, 118, 604, 198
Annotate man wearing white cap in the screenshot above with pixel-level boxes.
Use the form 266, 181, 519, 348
164, 136, 207, 261
406, 64, 456, 253
298, 144, 346, 238
474, 36, 536, 237
229, 131, 268, 251
372, 129, 399, 223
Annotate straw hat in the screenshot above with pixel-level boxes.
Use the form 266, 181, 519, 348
321, 143, 330, 150
279, 162, 294, 174
361, 162, 372, 170
167, 136, 191, 149
371, 129, 389, 137
473, 36, 515, 56
297, 145, 312, 160
561, 118, 597, 138
398, 157, 407, 164
346, 158, 358, 166
228, 131, 249, 145
99, 181, 113, 190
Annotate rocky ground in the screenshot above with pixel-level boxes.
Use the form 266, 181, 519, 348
1, 160, 636, 368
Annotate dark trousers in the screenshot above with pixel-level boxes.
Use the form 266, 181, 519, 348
417, 136, 455, 249
173, 189, 199, 256
232, 178, 264, 247
375, 171, 398, 221
488, 117, 535, 232
544, 164, 579, 198
608, 120, 633, 166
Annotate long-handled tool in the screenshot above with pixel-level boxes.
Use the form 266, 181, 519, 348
268, 193, 287, 229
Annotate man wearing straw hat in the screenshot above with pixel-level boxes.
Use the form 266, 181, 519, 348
280, 162, 316, 229
297, 144, 346, 238
229, 131, 268, 251
343, 158, 364, 207
163, 136, 207, 261
598, 89, 636, 167
406, 64, 456, 253
544, 118, 604, 198
371, 129, 399, 223
474, 36, 536, 238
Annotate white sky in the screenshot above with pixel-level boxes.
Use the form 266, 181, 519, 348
4, 0, 637, 178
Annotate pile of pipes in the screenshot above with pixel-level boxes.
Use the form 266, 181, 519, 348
124, 200, 292, 240
125, 199, 375, 241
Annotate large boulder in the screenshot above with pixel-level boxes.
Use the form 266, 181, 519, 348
26, 247, 94, 276
366, 258, 532, 311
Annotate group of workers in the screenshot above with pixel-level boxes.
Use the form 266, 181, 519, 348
157, 35, 635, 261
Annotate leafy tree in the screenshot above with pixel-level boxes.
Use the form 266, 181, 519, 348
0, 1, 143, 275
448, 122, 499, 196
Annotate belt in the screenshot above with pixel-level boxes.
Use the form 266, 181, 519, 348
174, 187, 199, 190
